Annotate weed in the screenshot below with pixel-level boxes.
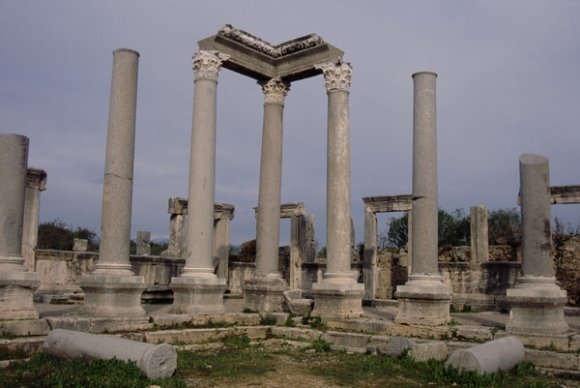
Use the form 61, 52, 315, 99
0, 331, 17, 340
284, 315, 296, 327
302, 316, 327, 331
259, 316, 277, 326
462, 304, 472, 313
490, 325, 501, 337
222, 333, 251, 350
309, 339, 331, 352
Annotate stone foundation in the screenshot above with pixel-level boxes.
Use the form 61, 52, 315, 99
0, 272, 39, 320
395, 277, 452, 326
169, 276, 226, 315
311, 280, 364, 319
79, 274, 146, 317
244, 277, 287, 312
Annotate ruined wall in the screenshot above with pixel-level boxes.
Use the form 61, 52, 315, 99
555, 235, 580, 306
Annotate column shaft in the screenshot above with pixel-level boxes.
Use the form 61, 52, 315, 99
0, 134, 29, 269
410, 72, 439, 276
326, 89, 352, 277
183, 51, 228, 276
96, 48, 139, 274
520, 154, 553, 277
255, 78, 289, 277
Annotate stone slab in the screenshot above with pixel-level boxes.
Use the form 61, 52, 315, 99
525, 349, 579, 371
321, 331, 371, 350
496, 331, 570, 351
270, 327, 321, 342
409, 341, 449, 362
0, 337, 45, 358
0, 319, 50, 336
453, 325, 495, 343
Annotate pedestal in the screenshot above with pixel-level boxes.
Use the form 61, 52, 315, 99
506, 277, 569, 335
0, 271, 39, 320
311, 278, 364, 319
244, 276, 287, 313
169, 276, 226, 315
79, 274, 146, 317
395, 275, 452, 326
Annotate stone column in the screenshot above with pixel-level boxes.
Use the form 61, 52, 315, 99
79, 48, 146, 318
214, 203, 234, 281
311, 61, 364, 318
136, 231, 151, 256
170, 50, 229, 314
22, 168, 47, 271
166, 197, 187, 258
0, 134, 39, 320
395, 72, 451, 326
506, 154, 568, 334
244, 77, 290, 312
363, 208, 377, 300
469, 205, 489, 292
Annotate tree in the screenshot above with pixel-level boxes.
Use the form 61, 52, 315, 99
383, 208, 470, 249
488, 208, 520, 245
37, 219, 99, 251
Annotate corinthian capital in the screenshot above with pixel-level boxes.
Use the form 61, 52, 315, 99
315, 60, 352, 92
260, 77, 290, 105
192, 50, 230, 81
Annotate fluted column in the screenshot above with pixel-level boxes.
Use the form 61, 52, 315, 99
170, 50, 229, 314
311, 61, 363, 319
80, 48, 146, 318
0, 134, 39, 320
244, 77, 290, 312
395, 72, 451, 326
506, 154, 568, 334
22, 168, 47, 271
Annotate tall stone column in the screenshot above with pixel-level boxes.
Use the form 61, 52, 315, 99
506, 154, 568, 334
22, 168, 47, 271
311, 61, 363, 318
79, 48, 146, 318
469, 205, 489, 293
170, 50, 229, 314
0, 134, 39, 320
214, 203, 234, 281
244, 77, 290, 312
395, 72, 452, 326
363, 208, 378, 300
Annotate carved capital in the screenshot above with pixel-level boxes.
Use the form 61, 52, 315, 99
315, 60, 352, 92
192, 50, 230, 82
260, 77, 290, 105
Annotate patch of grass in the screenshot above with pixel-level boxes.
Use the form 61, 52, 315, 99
222, 333, 251, 350
284, 315, 296, 327
0, 331, 18, 340
178, 348, 274, 380
308, 339, 331, 353
301, 316, 327, 331
1, 352, 186, 387
259, 316, 277, 326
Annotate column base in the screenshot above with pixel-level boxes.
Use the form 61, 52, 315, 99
79, 274, 146, 318
169, 276, 226, 315
311, 278, 364, 319
506, 277, 569, 335
0, 271, 39, 320
244, 276, 288, 313
395, 275, 452, 326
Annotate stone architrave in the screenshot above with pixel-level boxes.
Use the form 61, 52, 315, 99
0, 134, 40, 320
506, 154, 568, 334
22, 168, 47, 271
169, 50, 230, 315
79, 48, 146, 318
395, 72, 452, 326
244, 77, 291, 313
311, 61, 364, 319
469, 205, 489, 293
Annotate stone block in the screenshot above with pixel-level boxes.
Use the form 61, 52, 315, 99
569, 334, 580, 352
445, 336, 524, 374
524, 349, 579, 371
88, 317, 151, 334
0, 337, 45, 357
270, 327, 321, 342
390, 323, 450, 340
409, 341, 449, 362
366, 335, 390, 354
45, 329, 177, 379
145, 328, 234, 345
454, 325, 494, 342
384, 336, 416, 357
496, 331, 570, 351
45, 317, 92, 332
311, 282, 364, 319
325, 318, 393, 335
0, 318, 49, 336
260, 312, 289, 325
79, 274, 146, 318
170, 276, 226, 315
321, 331, 370, 350
235, 326, 270, 341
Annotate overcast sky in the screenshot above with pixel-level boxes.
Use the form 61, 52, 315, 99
2, 1, 579, 246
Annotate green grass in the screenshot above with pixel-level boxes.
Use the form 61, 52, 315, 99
0, 352, 186, 388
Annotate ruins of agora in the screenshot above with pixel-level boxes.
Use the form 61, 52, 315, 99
2, 25, 580, 380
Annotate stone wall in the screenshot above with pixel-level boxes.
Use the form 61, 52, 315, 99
555, 235, 580, 306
